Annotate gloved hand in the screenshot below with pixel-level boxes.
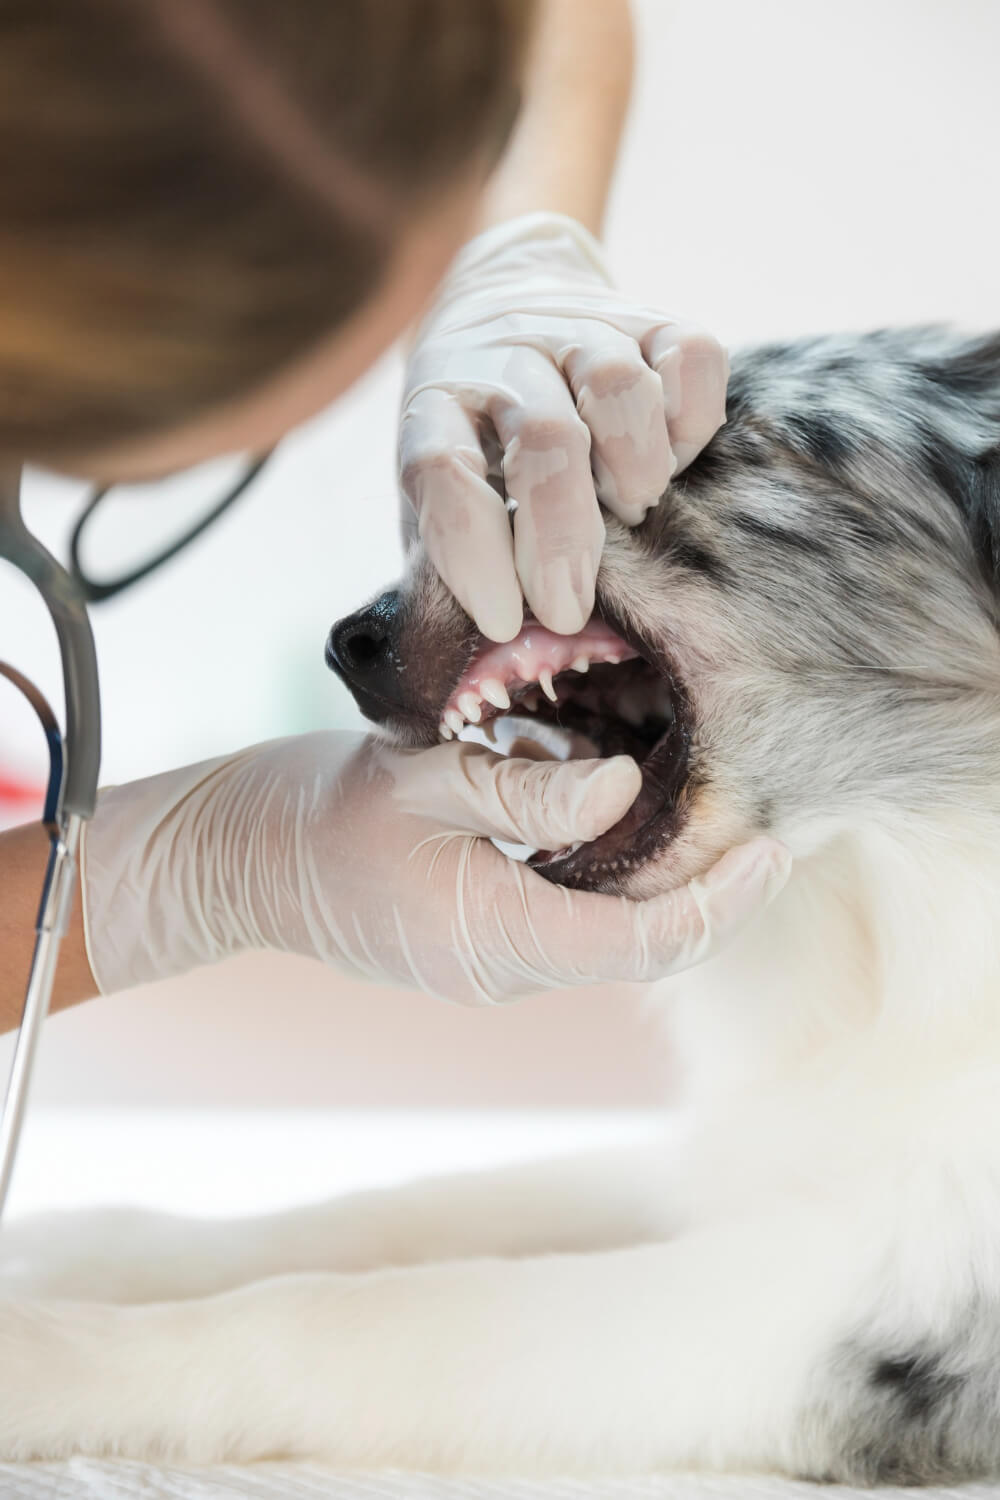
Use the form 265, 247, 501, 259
82, 733, 789, 1004
398, 212, 729, 642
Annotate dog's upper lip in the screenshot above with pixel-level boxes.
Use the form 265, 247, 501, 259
591, 600, 663, 676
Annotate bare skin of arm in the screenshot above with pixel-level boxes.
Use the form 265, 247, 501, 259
0, 0, 639, 1033
0, 821, 94, 1030
481, 0, 635, 236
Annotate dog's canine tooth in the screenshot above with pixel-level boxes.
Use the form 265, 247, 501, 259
438, 722, 453, 741
539, 668, 557, 702
481, 678, 511, 710
458, 692, 482, 724
571, 655, 590, 674
543, 839, 584, 863
445, 708, 465, 735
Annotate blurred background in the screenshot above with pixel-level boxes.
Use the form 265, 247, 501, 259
1, 0, 998, 1119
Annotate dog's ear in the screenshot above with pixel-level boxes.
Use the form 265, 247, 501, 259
917, 332, 1000, 597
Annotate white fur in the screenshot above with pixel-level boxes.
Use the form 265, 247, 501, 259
4, 328, 1000, 1477
2, 810, 1000, 1475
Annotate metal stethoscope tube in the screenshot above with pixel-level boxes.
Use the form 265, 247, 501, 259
0, 467, 101, 1222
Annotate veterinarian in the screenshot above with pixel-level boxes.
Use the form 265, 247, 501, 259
0, 0, 788, 1029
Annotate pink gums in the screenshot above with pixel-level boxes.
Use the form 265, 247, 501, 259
446, 619, 637, 717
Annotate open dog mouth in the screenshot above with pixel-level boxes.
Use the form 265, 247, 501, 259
437, 614, 691, 890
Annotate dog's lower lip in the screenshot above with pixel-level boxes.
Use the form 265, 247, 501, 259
531, 735, 677, 866
527, 716, 690, 888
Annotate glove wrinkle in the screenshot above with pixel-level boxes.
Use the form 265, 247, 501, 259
400, 211, 729, 640
83, 731, 790, 1005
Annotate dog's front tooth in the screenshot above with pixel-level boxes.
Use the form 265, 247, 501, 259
439, 721, 454, 741
539, 667, 557, 702
481, 678, 511, 711
458, 691, 482, 724
445, 708, 465, 736
571, 655, 590, 674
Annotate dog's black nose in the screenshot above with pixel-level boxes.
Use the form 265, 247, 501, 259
326, 590, 403, 712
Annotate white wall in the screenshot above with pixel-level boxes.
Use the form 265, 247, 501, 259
2, 0, 998, 1108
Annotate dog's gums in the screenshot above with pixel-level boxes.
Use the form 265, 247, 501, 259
439, 614, 692, 889
436, 618, 638, 737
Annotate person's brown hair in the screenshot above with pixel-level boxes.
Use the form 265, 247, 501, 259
0, 0, 533, 464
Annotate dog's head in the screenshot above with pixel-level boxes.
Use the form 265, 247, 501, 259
328, 328, 1000, 899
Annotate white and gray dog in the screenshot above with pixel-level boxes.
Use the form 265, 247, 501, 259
2, 326, 1000, 1483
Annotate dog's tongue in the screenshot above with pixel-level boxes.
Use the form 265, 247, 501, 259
478, 712, 600, 763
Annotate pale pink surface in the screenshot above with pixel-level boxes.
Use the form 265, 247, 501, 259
441, 618, 637, 734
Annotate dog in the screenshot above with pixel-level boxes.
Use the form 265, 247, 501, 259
2, 325, 1000, 1482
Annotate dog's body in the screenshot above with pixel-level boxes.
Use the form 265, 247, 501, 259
4, 327, 1000, 1481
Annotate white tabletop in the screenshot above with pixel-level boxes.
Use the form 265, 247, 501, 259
4, 1110, 996, 1500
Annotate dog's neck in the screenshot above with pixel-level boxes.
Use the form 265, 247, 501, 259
663, 808, 1000, 1113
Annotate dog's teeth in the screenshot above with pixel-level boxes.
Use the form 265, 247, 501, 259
522, 688, 540, 712
439, 722, 453, 741
547, 839, 584, 862
539, 668, 557, 702
445, 708, 465, 735
571, 655, 590, 674
481, 678, 511, 711
458, 692, 482, 724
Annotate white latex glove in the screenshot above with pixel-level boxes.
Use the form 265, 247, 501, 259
398, 212, 729, 642
82, 733, 789, 1005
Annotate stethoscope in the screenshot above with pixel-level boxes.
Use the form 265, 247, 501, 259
0, 455, 270, 1221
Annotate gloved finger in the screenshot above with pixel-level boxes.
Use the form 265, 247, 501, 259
399, 387, 523, 643
563, 327, 676, 527
492, 362, 605, 637
641, 323, 729, 475
628, 836, 790, 979
392, 740, 643, 851
504, 836, 791, 990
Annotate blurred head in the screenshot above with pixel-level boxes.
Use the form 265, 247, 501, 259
0, 0, 533, 478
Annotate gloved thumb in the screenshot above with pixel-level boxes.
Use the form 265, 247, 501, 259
391, 741, 642, 851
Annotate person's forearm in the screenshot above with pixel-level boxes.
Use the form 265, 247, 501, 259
0, 822, 97, 1031
482, 0, 635, 236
